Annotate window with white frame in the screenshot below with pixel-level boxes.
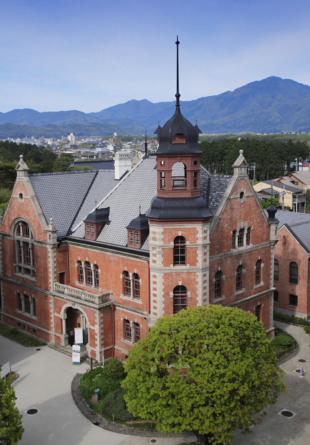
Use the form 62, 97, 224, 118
14, 221, 35, 278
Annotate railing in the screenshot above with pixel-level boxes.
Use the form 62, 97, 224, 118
54, 282, 112, 305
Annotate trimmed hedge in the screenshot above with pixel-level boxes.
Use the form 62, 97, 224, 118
274, 311, 310, 326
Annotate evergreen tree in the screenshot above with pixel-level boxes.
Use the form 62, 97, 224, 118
0, 370, 24, 444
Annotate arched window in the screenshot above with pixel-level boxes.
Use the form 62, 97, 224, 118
236, 265, 243, 291
171, 162, 187, 188
174, 236, 186, 265
246, 228, 251, 246
14, 221, 35, 278
124, 320, 131, 341
85, 261, 92, 286
214, 271, 222, 299
134, 322, 140, 343
17, 293, 22, 311
255, 260, 261, 285
77, 261, 84, 283
238, 229, 244, 247
94, 265, 99, 288
255, 305, 261, 322
133, 273, 140, 299
232, 230, 236, 249
283, 236, 286, 245
274, 259, 279, 281
290, 262, 298, 284
123, 271, 131, 296
173, 285, 187, 314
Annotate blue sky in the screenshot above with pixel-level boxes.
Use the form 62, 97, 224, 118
1, 0, 310, 112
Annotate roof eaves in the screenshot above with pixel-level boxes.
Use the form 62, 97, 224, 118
279, 223, 310, 254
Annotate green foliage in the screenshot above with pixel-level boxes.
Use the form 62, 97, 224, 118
200, 138, 309, 181
306, 189, 310, 205
52, 153, 74, 172
79, 364, 124, 402
0, 189, 11, 205
303, 326, 310, 333
271, 335, 294, 347
103, 358, 126, 379
273, 311, 310, 326
0, 368, 24, 444
122, 305, 286, 445
0, 323, 45, 347
72, 166, 93, 171
260, 197, 280, 209
101, 388, 134, 421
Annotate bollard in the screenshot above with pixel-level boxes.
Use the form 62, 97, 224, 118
300, 366, 304, 378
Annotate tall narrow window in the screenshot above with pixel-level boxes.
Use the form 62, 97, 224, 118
85, 261, 92, 286
15, 221, 35, 278
24, 295, 31, 314
91, 225, 95, 238
33, 298, 36, 316
283, 236, 286, 245
134, 322, 140, 343
274, 291, 279, 303
124, 320, 131, 341
128, 230, 134, 246
77, 261, 84, 283
289, 294, 298, 307
255, 305, 261, 322
123, 271, 131, 296
173, 285, 187, 314
238, 229, 244, 247
94, 265, 99, 288
274, 259, 279, 281
214, 271, 222, 299
17, 293, 22, 311
133, 273, 140, 299
236, 265, 243, 291
135, 231, 140, 247
255, 260, 261, 285
193, 171, 198, 188
232, 231, 236, 249
85, 224, 90, 238
173, 236, 186, 265
290, 262, 298, 284
246, 228, 251, 246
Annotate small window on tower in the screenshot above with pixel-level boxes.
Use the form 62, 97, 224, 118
160, 161, 165, 165
161, 172, 165, 178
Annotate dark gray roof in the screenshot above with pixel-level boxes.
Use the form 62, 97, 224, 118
260, 188, 280, 196
126, 213, 149, 231
30, 171, 97, 236
275, 210, 310, 252
155, 107, 201, 155
71, 158, 233, 250
84, 207, 110, 224
73, 160, 114, 170
262, 180, 302, 193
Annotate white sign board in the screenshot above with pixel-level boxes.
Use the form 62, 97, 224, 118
1, 362, 10, 378
74, 328, 83, 345
72, 345, 80, 365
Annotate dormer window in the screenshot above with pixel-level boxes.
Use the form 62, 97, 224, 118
126, 213, 149, 249
172, 133, 186, 144
84, 207, 110, 240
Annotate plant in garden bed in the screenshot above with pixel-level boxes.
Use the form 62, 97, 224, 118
271, 328, 297, 359
274, 312, 310, 326
0, 324, 46, 347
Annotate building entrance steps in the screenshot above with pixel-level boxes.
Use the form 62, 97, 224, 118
48, 343, 96, 365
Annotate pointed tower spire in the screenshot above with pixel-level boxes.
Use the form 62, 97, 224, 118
175, 34, 180, 108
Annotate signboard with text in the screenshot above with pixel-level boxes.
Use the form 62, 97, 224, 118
74, 328, 83, 345
72, 345, 80, 365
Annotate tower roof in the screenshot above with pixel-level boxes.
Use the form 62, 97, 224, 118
154, 36, 202, 156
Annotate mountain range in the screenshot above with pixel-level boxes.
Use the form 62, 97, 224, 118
1, 76, 310, 138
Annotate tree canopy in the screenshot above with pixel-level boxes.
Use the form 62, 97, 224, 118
122, 305, 286, 445
0, 370, 24, 444
200, 137, 309, 181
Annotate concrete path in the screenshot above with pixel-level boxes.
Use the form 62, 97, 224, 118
1, 322, 310, 445
0, 336, 194, 445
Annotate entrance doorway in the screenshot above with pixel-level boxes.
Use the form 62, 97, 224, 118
64, 307, 88, 347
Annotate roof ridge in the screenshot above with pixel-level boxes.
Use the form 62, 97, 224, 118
29, 170, 96, 177
71, 156, 146, 233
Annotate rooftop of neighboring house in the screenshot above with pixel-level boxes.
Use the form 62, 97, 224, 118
275, 210, 310, 253
288, 171, 310, 186
259, 179, 303, 194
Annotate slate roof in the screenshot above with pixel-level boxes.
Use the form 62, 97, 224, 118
29, 171, 97, 237
71, 158, 233, 251
275, 210, 310, 253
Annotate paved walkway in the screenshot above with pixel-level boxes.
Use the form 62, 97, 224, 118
0, 336, 194, 445
1, 322, 310, 445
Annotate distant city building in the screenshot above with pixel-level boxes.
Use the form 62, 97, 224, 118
68, 133, 75, 143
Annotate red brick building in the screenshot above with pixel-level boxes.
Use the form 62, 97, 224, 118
0, 43, 278, 362
273, 211, 310, 319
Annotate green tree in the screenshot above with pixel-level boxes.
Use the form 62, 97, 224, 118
0, 369, 24, 444
260, 197, 279, 209
52, 153, 74, 172
122, 305, 286, 445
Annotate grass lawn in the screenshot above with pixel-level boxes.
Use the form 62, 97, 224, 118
271, 327, 297, 359
0, 323, 46, 347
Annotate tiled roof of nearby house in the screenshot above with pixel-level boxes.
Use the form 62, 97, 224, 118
71, 157, 233, 251
261, 180, 302, 193
289, 171, 310, 185
275, 210, 310, 253
29, 171, 97, 237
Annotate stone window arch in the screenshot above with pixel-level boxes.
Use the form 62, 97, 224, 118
123, 271, 131, 296
77, 261, 84, 283
173, 285, 187, 314
85, 261, 92, 286
133, 273, 140, 299
14, 220, 35, 278
171, 162, 187, 188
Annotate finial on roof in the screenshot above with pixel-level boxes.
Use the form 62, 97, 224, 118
175, 34, 180, 108
139, 205, 141, 215
95, 200, 97, 207
50, 217, 53, 223
239, 150, 243, 156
